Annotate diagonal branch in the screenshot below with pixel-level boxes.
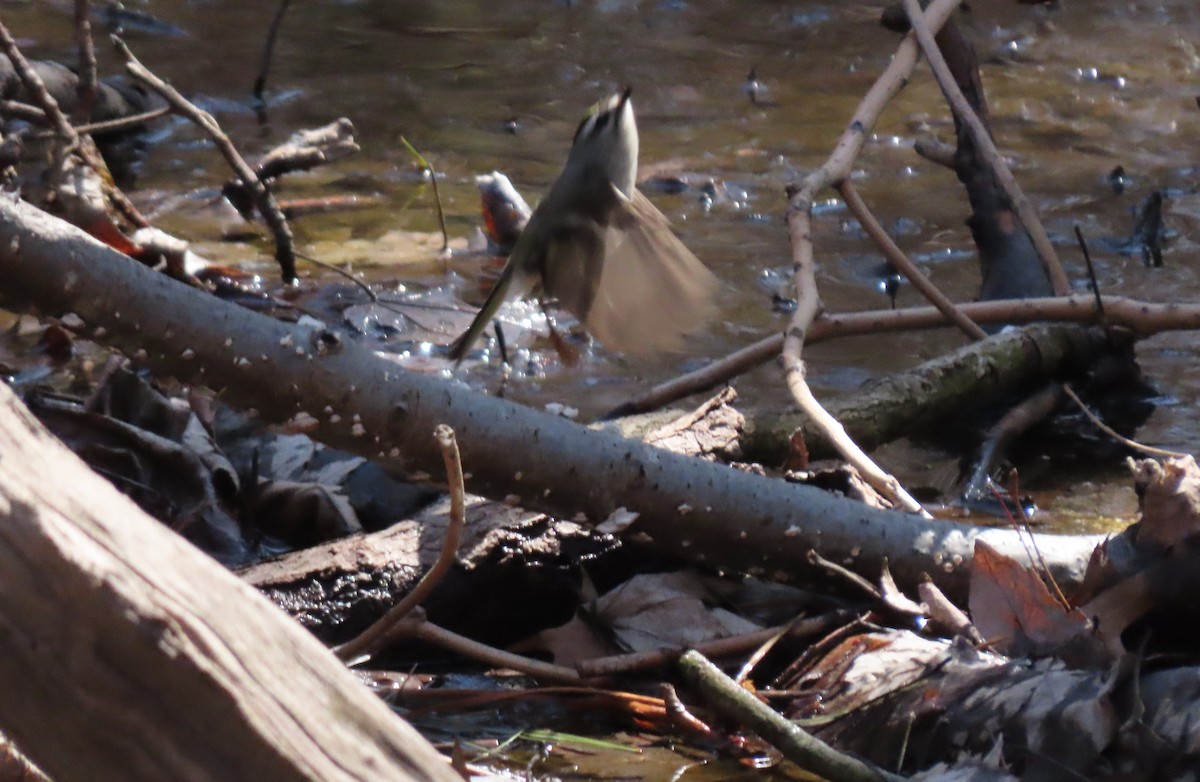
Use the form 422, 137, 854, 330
836, 179, 987, 341
112, 35, 298, 282
902, 0, 1070, 296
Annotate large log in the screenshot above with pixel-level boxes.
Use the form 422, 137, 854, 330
0, 381, 458, 782
0, 196, 1103, 601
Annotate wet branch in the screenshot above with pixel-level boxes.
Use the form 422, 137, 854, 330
902, 0, 1070, 296
779, 0, 965, 517
604, 292, 1200, 419
112, 35, 298, 282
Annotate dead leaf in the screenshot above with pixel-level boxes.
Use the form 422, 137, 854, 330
592, 571, 761, 653
509, 614, 617, 667
968, 540, 1092, 659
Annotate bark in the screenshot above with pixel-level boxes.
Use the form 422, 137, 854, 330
739, 323, 1109, 465
0, 381, 458, 782
0, 197, 1104, 602
937, 17, 1052, 302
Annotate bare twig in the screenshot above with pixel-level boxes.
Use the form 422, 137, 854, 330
778, 0, 968, 518
602, 293, 1200, 419
0, 99, 48, 125
573, 614, 843, 678
0, 21, 76, 141
253, 0, 293, 106
336, 425, 467, 665
837, 179, 986, 340
1074, 225, 1107, 327
71, 105, 171, 136
73, 0, 98, 122
807, 550, 881, 601
112, 34, 298, 281
902, 0, 1070, 296
679, 651, 905, 782
1002, 469, 1069, 609
1062, 384, 1188, 460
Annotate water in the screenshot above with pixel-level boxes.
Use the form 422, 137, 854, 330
8, 1, 1200, 524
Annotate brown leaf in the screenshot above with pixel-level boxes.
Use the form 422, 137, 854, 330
593, 571, 761, 653
509, 614, 617, 667
968, 540, 1091, 658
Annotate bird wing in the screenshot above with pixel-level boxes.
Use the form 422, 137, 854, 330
539, 213, 607, 322
583, 188, 719, 355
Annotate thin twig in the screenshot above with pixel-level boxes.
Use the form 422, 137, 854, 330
24, 105, 173, 139
679, 651, 905, 782
400, 135, 450, 255
807, 550, 881, 601
1073, 225, 1107, 327
294, 250, 378, 301
1062, 384, 1189, 459
837, 178, 986, 340
335, 424, 467, 664
73, 0, 98, 122
902, 0, 1070, 296
253, 0, 293, 106
573, 613, 844, 679
998, 470, 1069, 609
777, 0, 966, 518
72, 105, 171, 136
0, 99, 49, 124
0, 21, 77, 141
112, 34, 298, 281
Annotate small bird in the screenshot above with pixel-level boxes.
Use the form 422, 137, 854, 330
448, 88, 718, 363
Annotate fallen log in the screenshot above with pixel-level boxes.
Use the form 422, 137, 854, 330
739, 322, 1110, 464
0, 196, 1104, 602
0, 378, 458, 782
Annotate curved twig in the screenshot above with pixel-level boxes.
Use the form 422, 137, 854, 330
335, 425, 467, 665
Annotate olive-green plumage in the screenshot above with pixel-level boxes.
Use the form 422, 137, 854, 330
448, 88, 717, 363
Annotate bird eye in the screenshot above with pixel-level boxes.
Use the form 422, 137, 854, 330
593, 113, 611, 135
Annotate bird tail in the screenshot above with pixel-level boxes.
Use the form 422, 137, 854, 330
448, 263, 517, 364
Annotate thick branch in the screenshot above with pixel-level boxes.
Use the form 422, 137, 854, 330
0, 196, 1105, 602
903, 0, 1070, 296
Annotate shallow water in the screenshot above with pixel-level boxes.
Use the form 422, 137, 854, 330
9, 1, 1200, 525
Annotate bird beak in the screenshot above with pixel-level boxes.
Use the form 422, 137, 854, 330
618, 86, 633, 110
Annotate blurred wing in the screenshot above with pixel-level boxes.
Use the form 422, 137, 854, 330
584, 188, 718, 354
540, 215, 607, 321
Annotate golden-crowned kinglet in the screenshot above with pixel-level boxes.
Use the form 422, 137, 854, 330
448, 88, 718, 363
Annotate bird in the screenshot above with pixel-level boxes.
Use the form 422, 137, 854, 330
448, 87, 718, 364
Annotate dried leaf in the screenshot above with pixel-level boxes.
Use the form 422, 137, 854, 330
593, 571, 761, 653
969, 541, 1091, 658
